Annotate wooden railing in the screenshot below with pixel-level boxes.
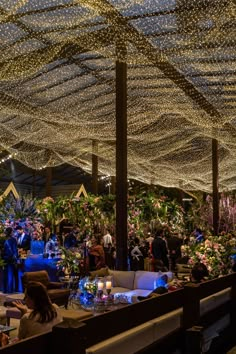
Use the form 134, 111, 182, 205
1, 272, 236, 354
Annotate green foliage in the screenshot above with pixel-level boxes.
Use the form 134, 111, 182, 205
36, 192, 185, 238
185, 192, 236, 234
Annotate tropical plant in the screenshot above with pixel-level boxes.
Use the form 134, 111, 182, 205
185, 192, 236, 234
0, 195, 39, 221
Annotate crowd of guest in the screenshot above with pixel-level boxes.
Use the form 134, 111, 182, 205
1, 217, 236, 296
0, 220, 118, 293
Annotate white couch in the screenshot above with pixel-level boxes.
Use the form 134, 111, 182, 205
108, 269, 173, 303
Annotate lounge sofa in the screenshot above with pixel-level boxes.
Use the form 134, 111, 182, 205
107, 269, 173, 303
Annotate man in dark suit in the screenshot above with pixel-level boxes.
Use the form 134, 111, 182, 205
151, 228, 169, 270
166, 233, 182, 272
15, 225, 31, 251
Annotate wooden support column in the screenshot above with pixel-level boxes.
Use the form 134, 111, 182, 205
111, 176, 116, 195
115, 45, 128, 271
92, 140, 98, 195
212, 138, 219, 235
45, 167, 52, 197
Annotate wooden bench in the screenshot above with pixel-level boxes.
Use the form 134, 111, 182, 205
1, 273, 236, 354
183, 273, 236, 354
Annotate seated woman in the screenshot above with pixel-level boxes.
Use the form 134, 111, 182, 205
0, 281, 63, 346
190, 262, 209, 283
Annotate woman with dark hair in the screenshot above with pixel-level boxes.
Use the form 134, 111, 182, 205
13, 281, 62, 340
190, 262, 209, 283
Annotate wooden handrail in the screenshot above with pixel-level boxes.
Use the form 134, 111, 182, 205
1, 273, 236, 354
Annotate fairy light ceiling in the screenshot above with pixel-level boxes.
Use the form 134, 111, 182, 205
0, 0, 235, 193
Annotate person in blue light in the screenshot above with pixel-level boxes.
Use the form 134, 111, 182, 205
194, 228, 204, 243
2, 227, 19, 293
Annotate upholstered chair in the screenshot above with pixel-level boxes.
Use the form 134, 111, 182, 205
22, 270, 70, 308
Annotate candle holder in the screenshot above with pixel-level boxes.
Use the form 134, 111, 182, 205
94, 291, 105, 313
97, 289, 103, 299
105, 292, 114, 309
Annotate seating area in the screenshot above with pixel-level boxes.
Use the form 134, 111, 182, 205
0, 272, 236, 354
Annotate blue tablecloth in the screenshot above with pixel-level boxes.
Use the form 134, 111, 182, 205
0, 255, 60, 293
24, 255, 59, 282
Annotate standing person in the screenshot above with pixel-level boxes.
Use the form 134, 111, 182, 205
88, 237, 106, 270
194, 228, 204, 243
166, 232, 182, 273
130, 237, 144, 271
64, 228, 77, 249
15, 225, 31, 251
42, 226, 57, 244
102, 228, 113, 268
2, 227, 19, 293
151, 228, 169, 270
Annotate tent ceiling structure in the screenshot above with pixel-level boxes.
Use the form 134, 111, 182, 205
0, 0, 235, 193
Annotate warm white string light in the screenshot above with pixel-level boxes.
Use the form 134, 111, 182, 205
0, 1, 234, 192
0, 152, 18, 165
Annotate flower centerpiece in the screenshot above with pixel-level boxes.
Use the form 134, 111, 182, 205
186, 235, 236, 278
56, 247, 82, 276
78, 276, 98, 310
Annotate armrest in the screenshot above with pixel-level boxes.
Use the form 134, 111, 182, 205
48, 282, 63, 289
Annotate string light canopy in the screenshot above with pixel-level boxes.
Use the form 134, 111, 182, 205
0, 0, 235, 193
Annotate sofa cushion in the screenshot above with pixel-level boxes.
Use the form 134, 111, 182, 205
151, 308, 182, 341
133, 271, 173, 291
113, 289, 152, 304
89, 267, 109, 280
200, 288, 231, 315
86, 321, 155, 354
108, 270, 135, 289
111, 287, 131, 294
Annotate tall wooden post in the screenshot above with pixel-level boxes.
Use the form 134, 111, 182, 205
92, 140, 98, 195
116, 44, 128, 271
45, 167, 52, 197
212, 138, 219, 235
111, 176, 116, 195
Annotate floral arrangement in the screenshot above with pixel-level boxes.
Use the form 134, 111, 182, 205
78, 277, 98, 309
56, 247, 82, 275
36, 192, 185, 239
186, 192, 236, 234
183, 235, 236, 278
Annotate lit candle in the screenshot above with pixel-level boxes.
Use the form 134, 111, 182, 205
106, 281, 112, 290
97, 281, 104, 290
